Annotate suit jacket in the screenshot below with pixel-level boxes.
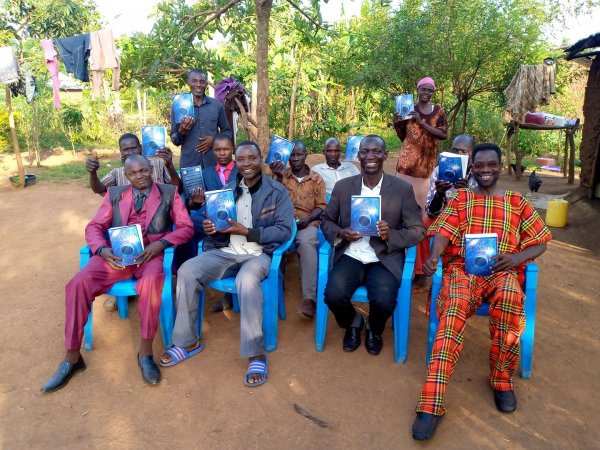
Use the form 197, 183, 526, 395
202, 164, 239, 191
320, 173, 425, 281
86, 182, 194, 255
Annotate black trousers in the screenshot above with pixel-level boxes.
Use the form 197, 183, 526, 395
324, 255, 400, 335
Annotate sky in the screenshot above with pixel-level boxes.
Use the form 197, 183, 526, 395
97, 0, 599, 47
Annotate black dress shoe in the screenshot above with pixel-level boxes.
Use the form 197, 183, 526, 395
494, 389, 517, 412
365, 329, 383, 355
412, 412, 444, 441
343, 317, 364, 352
138, 354, 161, 385
40, 356, 86, 393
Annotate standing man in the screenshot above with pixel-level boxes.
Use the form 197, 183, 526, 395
160, 141, 294, 387
320, 135, 425, 355
40, 155, 194, 392
412, 143, 551, 440
86, 133, 180, 195
270, 140, 327, 319
312, 137, 360, 196
170, 69, 233, 169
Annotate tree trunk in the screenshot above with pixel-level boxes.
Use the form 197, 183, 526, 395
255, 0, 273, 153
461, 99, 468, 134
287, 48, 303, 141
137, 87, 143, 127
6, 86, 25, 186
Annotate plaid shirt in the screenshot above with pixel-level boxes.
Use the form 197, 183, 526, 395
429, 189, 551, 271
100, 159, 171, 188
281, 166, 327, 228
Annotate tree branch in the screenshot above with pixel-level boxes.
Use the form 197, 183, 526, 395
186, 0, 244, 39
285, 0, 321, 29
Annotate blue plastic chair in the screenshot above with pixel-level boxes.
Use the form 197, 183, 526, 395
196, 221, 297, 352
81, 246, 176, 351
315, 241, 417, 364
426, 260, 539, 379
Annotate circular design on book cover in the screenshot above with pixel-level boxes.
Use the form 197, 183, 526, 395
179, 107, 189, 116
149, 141, 160, 151
474, 256, 489, 268
121, 245, 134, 256
443, 169, 457, 180
273, 152, 283, 161
216, 209, 229, 221
358, 215, 371, 227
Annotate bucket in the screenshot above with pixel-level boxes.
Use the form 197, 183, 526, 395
545, 199, 568, 227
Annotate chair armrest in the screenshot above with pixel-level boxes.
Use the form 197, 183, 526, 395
197, 240, 204, 255
80, 245, 92, 269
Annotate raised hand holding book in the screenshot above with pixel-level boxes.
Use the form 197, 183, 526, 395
265, 135, 295, 169
180, 165, 205, 196
172, 93, 194, 124
395, 94, 414, 119
345, 135, 365, 162
438, 152, 469, 184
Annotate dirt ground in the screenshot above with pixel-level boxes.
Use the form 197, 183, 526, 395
0, 150, 599, 449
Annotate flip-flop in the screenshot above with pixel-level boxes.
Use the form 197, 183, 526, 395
244, 355, 268, 387
159, 343, 204, 367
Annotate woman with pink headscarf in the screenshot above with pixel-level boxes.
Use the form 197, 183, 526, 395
393, 77, 447, 288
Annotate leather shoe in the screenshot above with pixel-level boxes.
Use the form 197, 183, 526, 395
494, 389, 517, 412
412, 412, 444, 441
40, 356, 86, 393
365, 329, 383, 355
297, 299, 316, 320
138, 354, 161, 385
343, 316, 364, 352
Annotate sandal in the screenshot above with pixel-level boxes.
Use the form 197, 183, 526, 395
244, 356, 268, 387
159, 343, 204, 367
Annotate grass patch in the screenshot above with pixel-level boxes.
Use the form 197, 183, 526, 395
36, 158, 121, 184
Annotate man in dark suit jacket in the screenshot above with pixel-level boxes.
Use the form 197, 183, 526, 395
41, 155, 194, 392
320, 135, 425, 355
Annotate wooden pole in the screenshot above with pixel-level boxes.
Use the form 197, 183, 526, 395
568, 129, 575, 184
506, 125, 513, 175
6, 85, 25, 186
563, 130, 569, 179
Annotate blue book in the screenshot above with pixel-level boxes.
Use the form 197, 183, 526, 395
205, 189, 237, 231
172, 93, 194, 124
395, 93, 414, 117
438, 152, 469, 184
180, 165, 204, 196
108, 224, 144, 267
464, 233, 498, 277
265, 135, 294, 168
345, 135, 365, 162
351, 195, 381, 236
141, 125, 166, 157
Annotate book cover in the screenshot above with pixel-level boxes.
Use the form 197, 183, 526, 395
108, 224, 145, 266
265, 135, 295, 168
395, 93, 414, 117
351, 195, 381, 236
464, 233, 498, 277
141, 125, 166, 157
180, 165, 205, 196
172, 93, 194, 124
345, 135, 365, 162
438, 152, 469, 184
205, 189, 237, 232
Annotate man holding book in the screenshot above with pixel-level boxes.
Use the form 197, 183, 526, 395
412, 143, 551, 441
170, 69, 233, 169
311, 137, 360, 196
86, 132, 181, 195
40, 155, 194, 392
270, 140, 327, 319
320, 135, 425, 355
161, 141, 294, 387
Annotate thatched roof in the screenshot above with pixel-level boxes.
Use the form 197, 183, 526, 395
564, 32, 600, 61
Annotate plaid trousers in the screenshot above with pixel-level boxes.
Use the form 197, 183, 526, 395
416, 265, 526, 416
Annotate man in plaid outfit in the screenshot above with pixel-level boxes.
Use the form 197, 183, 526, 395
412, 143, 551, 440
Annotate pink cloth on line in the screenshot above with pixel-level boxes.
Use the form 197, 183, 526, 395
417, 76, 436, 90
40, 39, 60, 109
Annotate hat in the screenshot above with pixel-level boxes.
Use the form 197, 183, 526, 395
417, 77, 436, 90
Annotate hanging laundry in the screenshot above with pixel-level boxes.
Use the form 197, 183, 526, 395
24, 67, 37, 103
55, 33, 91, 82
504, 61, 557, 122
89, 29, 121, 98
0, 47, 19, 84
40, 39, 61, 109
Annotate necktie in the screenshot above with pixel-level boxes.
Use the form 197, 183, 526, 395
218, 166, 227, 185
134, 193, 146, 213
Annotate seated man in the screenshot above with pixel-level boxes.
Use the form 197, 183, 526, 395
270, 140, 327, 319
424, 134, 477, 218
161, 141, 294, 387
40, 155, 194, 392
86, 132, 180, 195
320, 135, 425, 355
412, 143, 551, 441
311, 137, 360, 196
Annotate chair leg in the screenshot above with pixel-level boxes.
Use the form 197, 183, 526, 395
197, 290, 206, 339
315, 283, 328, 352
116, 296, 129, 319
159, 282, 174, 350
262, 279, 278, 352
426, 271, 442, 364
278, 272, 286, 320
394, 280, 412, 364
84, 308, 93, 351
